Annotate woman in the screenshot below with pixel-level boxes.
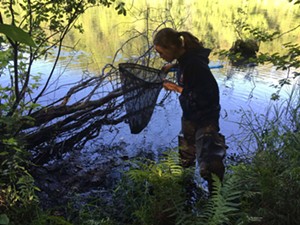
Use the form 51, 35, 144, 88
153, 27, 227, 193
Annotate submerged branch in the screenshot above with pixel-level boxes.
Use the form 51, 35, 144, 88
19, 69, 127, 165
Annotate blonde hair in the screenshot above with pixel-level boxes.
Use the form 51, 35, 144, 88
153, 27, 203, 50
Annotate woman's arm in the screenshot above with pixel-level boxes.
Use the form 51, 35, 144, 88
163, 80, 183, 93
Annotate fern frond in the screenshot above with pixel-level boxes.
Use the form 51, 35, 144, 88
159, 149, 183, 175
195, 174, 243, 225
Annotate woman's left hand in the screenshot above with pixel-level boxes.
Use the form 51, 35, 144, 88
163, 80, 183, 93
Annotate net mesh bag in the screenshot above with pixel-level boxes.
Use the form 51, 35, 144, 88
119, 63, 167, 134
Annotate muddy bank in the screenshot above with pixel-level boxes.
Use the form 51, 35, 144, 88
32, 142, 167, 210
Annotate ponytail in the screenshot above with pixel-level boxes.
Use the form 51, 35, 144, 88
179, 31, 204, 50
153, 28, 203, 50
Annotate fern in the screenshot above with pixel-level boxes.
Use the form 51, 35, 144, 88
195, 174, 242, 225
113, 150, 193, 225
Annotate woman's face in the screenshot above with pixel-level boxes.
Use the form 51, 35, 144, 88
154, 45, 177, 62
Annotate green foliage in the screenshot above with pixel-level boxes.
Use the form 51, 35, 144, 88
0, 24, 36, 47
115, 2, 126, 16
217, 4, 299, 88
64, 98, 299, 225
30, 214, 73, 225
232, 90, 300, 225
234, 131, 300, 225
195, 174, 242, 225
0, 0, 126, 119
257, 42, 300, 80
0, 1, 126, 223
230, 7, 280, 42
66, 194, 120, 225
0, 137, 39, 221
0, 214, 9, 225
111, 151, 248, 225
113, 151, 189, 225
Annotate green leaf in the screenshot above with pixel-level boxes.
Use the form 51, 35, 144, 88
0, 214, 9, 225
0, 151, 9, 156
0, 24, 36, 47
0, 50, 10, 68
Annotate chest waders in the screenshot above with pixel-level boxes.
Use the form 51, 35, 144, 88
179, 117, 227, 194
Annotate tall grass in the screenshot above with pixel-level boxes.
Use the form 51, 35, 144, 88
230, 85, 300, 225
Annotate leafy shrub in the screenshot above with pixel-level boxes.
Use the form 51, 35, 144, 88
112, 151, 190, 225
233, 90, 300, 225
0, 135, 40, 225
112, 150, 244, 225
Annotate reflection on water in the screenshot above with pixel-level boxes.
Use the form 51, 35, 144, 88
2, 0, 299, 159
63, 0, 300, 72
3, 50, 298, 159
74, 61, 298, 157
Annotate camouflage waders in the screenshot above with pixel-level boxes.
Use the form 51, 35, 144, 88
178, 117, 227, 193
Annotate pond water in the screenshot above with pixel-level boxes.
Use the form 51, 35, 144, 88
67, 0, 299, 160
3, 0, 299, 162
95, 63, 298, 157
29, 57, 299, 205
30, 55, 299, 162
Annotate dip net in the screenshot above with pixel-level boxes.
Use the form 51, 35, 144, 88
119, 63, 167, 134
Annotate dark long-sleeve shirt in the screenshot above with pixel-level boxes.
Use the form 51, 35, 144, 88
177, 47, 220, 127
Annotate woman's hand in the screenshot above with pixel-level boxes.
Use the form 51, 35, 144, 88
163, 80, 183, 93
